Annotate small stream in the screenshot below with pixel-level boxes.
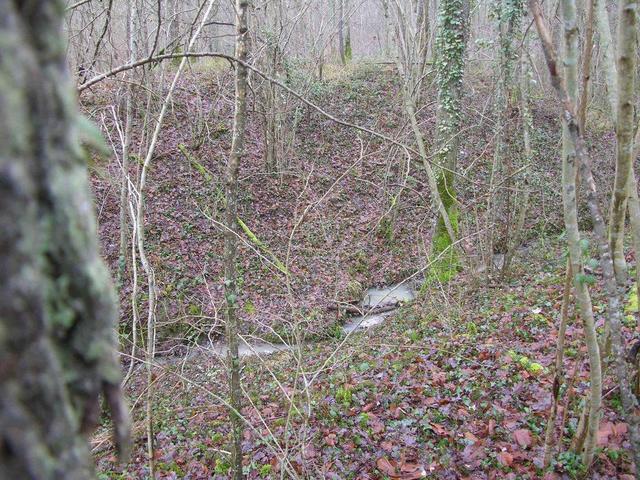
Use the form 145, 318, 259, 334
208, 283, 416, 357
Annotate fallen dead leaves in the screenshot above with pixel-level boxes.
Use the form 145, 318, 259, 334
376, 456, 427, 479
597, 421, 628, 448
513, 428, 533, 449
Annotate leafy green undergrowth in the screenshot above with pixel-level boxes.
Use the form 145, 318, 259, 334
96, 238, 634, 478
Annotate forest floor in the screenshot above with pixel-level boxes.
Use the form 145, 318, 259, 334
94, 235, 636, 479
89, 61, 606, 349
87, 63, 635, 478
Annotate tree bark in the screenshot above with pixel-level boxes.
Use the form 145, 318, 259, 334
577, 0, 595, 133
609, 0, 637, 287
416, 0, 430, 67
338, 0, 346, 64
225, 1, 251, 478
0, 1, 129, 478
344, 0, 352, 62
594, 0, 628, 282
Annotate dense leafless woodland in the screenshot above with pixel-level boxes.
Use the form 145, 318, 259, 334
2, 0, 640, 478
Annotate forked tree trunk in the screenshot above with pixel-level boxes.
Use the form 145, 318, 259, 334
0, 1, 129, 477
559, 0, 602, 466
595, 0, 640, 335
547, 0, 593, 462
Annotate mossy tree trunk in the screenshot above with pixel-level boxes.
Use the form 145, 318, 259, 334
0, 1, 129, 478
608, 0, 637, 287
430, 0, 468, 282
593, 0, 631, 285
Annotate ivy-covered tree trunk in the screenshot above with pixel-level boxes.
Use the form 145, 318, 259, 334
430, 0, 468, 282
0, 1, 129, 478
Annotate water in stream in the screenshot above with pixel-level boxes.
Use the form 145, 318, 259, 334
208, 283, 415, 357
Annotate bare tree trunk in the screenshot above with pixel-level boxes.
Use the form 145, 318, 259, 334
118, 1, 135, 289
609, 2, 640, 469
225, 1, 251, 478
338, 0, 346, 64
542, 261, 572, 467
594, 0, 617, 116
502, 50, 532, 278
628, 137, 640, 313
594, 0, 640, 341
416, 0, 430, 66
259, 0, 281, 173
121, 0, 138, 385
577, 0, 595, 133
381, 0, 392, 58
344, 0, 352, 62
530, 0, 603, 467
0, 1, 129, 477
131, 2, 217, 474
554, 0, 593, 458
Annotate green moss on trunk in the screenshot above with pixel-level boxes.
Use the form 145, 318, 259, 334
429, 172, 459, 283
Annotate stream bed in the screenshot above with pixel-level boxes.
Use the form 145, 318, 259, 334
208, 283, 416, 357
